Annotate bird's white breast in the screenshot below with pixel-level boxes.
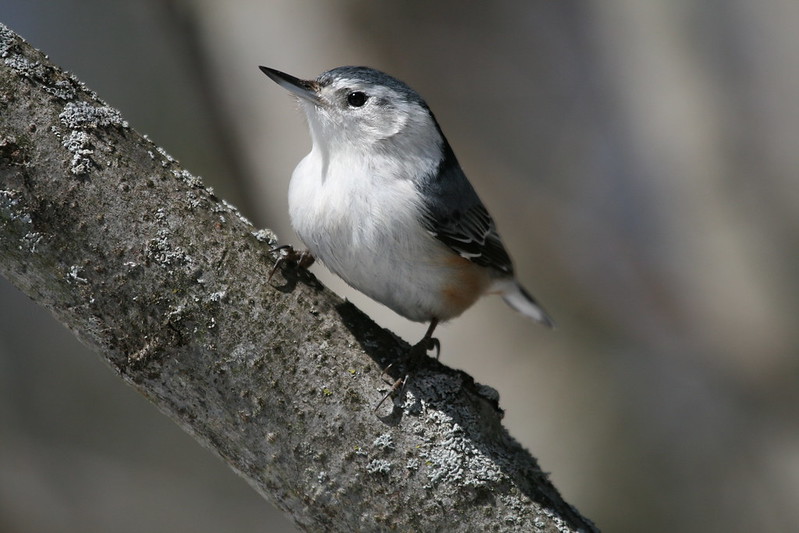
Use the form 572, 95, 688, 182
287, 146, 466, 322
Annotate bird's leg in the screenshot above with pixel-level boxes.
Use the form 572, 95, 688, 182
415, 318, 441, 359
374, 319, 440, 412
268, 244, 315, 281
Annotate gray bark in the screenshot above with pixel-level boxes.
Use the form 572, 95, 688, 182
0, 23, 596, 532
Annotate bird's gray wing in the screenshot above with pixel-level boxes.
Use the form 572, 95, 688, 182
416, 146, 514, 275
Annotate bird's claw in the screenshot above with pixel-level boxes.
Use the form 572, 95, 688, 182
373, 336, 440, 412
268, 245, 314, 282
428, 337, 441, 359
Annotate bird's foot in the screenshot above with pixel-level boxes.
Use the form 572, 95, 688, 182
268, 245, 315, 282
374, 336, 440, 412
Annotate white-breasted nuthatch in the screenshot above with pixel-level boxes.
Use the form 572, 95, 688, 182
260, 65, 553, 362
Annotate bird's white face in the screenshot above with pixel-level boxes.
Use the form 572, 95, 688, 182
261, 66, 445, 181
309, 78, 407, 140
301, 75, 442, 160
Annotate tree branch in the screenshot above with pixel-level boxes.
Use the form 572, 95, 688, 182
0, 23, 596, 532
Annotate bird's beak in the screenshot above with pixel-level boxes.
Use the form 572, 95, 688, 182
259, 66, 322, 106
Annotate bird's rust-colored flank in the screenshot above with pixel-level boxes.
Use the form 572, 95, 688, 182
439, 254, 492, 318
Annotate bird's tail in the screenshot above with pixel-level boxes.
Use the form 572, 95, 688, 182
500, 280, 555, 328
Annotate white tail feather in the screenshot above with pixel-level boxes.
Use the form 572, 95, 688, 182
500, 281, 554, 328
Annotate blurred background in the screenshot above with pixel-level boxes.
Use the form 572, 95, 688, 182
2, 1, 798, 532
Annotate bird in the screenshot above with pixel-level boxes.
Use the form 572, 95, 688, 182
260, 65, 553, 393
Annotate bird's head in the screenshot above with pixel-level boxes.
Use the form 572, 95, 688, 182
261, 66, 444, 163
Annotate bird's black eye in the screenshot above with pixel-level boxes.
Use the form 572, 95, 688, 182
346, 91, 367, 107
